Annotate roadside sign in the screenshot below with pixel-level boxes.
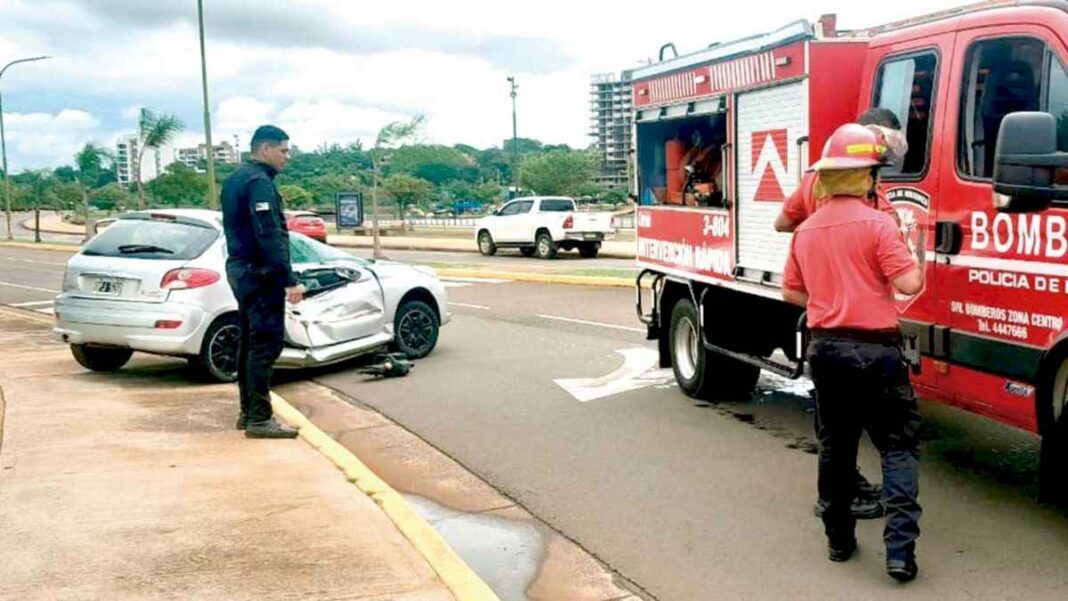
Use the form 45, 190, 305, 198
335, 192, 364, 228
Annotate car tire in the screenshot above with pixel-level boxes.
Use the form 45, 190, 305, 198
535, 231, 557, 260
190, 315, 240, 383
520, 247, 536, 257
478, 231, 497, 256
1039, 356, 1068, 505
392, 300, 439, 359
70, 344, 133, 372
579, 243, 601, 259
669, 299, 759, 401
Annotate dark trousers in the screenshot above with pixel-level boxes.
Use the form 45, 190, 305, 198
227, 262, 285, 423
808, 337, 922, 559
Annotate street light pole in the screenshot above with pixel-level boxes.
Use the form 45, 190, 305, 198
1, 55, 50, 240
196, 0, 218, 209
507, 76, 518, 196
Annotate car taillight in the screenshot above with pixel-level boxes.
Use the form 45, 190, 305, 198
160, 268, 220, 290
155, 320, 183, 330
563, 215, 574, 229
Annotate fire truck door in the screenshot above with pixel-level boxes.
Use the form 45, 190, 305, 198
735, 81, 806, 279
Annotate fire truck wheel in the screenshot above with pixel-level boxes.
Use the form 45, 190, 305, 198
1038, 359, 1068, 505
478, 230, 497, 256
535, 232, 557, 260
669, 298, 759, 401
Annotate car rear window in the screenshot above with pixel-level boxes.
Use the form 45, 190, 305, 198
82, 217, 219, 260
540, 199, 574, 212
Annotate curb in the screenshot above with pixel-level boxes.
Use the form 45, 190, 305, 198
20, 218, 85, 237
436, 267, 638, 289
0, 240, 81, 252
0, 304, 55, 324
330, 239, 636, 260
270, 392, 501, 601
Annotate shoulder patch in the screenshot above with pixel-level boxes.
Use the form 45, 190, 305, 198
254, 202, 271, 212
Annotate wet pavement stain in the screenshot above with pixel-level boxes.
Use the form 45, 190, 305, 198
403, 494, 545, 601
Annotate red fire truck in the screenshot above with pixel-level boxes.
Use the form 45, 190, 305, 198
632, 0, 1068, 497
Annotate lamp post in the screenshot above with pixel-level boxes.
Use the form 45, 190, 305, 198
1, 55, 50, 240
196, 0, 217, 208
507, 76, 518, 196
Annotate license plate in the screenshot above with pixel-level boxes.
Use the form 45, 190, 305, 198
95, 278, 123, 296
584, 233, 600, 240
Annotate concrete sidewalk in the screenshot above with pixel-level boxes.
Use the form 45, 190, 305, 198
0, 309, 458, 601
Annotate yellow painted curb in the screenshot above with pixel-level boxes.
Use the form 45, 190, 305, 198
436, 267, 636, 289
0, 240, 80, 252
270, 392, 500, 601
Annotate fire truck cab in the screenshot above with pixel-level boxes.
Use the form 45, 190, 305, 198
633, 1, 1068, 498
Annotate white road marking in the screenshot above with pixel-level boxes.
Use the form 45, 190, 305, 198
537, 314, 645, 333
34, 308, 55, 315
555, 348, 675, 402
0, 281, 60, 293
11, 300, 55, 307
2, 257, 67, 266
448, 302, 489, 310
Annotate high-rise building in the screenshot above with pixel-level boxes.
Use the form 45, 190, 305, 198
589, 70, 634, 190
176, 141, 239, 172
115, 134, 176, 186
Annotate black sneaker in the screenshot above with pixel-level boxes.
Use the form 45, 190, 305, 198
245, 418, 298, 439
813, 497, 886, 520
236, 413, 248, 430
828, 538, 857, 562
887, 557, 918, 582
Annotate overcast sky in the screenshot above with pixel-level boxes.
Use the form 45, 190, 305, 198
0, 0, 968, 170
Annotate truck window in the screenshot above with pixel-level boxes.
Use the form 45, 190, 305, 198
957, 37, 1045, 179
873, 52, 938, 178
1048, 53, 1068, 179
540, 199, 574, 212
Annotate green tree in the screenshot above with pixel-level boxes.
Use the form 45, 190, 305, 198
370, 115, 425, 256
383, 174, 433, 218
602, 188, 629, 205
52, 166, 78, 183
134, 108, 184, 209
278, 184, 313, 209
388, 145, 470, 185
75, 143, 112, 238
518, 150, 595, 196
89, 184, 129, 213
148, 163, 208, 207
472, 182, 503, 205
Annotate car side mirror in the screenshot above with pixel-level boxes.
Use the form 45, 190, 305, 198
993, 111, 1068, 213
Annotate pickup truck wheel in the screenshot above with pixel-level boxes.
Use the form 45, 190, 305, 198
478, 231, 497, 256
535, 232, 557, 260
70, 344, 133, 372
393, 300, 439, 359
1039, 358, 1068, 505
520, 247, 535, 257
190, 315, 240, 383
579, 243, 601, 259
669, 299, 759, 401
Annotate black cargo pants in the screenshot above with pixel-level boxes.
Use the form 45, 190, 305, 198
226, 261, 286, 423
807, 334, 922, 560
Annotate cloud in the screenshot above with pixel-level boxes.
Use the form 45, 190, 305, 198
3, 109, 101, 168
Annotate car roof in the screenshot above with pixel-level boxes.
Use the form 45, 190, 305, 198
122, 209, 223, 230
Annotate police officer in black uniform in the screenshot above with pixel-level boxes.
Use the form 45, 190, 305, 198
221, 125, 304, 439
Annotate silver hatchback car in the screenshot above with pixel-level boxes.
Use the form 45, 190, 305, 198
53, 209, 449, 382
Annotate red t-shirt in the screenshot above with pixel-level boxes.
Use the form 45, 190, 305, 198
781, 171, 894, 226
783, 197, 917, 330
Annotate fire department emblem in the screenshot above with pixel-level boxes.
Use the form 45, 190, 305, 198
751, 129, 788, 201
886, 187, 930, 312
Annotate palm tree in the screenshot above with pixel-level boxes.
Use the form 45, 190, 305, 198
74, 143, 112, 241
370, 115, 424, 258
134, 108, 183, 209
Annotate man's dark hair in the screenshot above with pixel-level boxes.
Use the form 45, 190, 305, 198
857, 107, 902, 130
250, 125, 289, 154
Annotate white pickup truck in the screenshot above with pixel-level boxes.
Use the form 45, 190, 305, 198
474, 196, 614, 259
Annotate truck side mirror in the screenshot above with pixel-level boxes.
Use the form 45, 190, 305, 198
993, 111, 1068, 213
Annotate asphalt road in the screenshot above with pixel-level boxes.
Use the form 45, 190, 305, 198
0, 211, 84, 244
3, 244, 1067, 601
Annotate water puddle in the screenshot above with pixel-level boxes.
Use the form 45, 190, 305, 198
403, 494, 545, 601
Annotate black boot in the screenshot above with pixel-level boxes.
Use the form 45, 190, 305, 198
236, 413, 248, 430
887, 556, 918, 582
828, 537, 857, 562
245, 418, 298, 439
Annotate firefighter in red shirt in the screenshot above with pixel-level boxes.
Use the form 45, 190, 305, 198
774, 108, 906, 232
782, 124, 924, 582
